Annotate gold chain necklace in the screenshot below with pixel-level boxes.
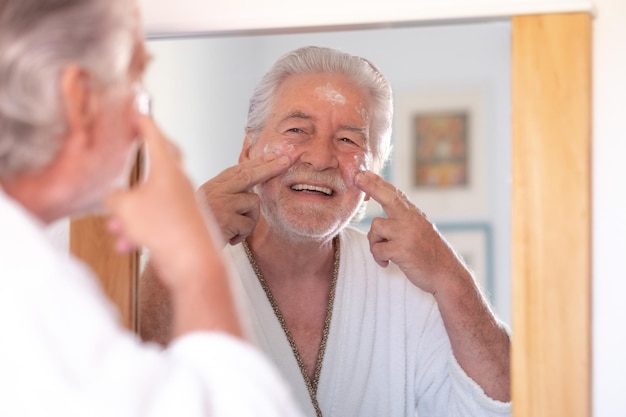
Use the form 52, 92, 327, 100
242, 236, 340, 417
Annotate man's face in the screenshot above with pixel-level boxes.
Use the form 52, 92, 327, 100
76, 30, 150, 213
245, 72, 373, 240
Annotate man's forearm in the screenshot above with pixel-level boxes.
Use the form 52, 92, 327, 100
434, 269, 511, 402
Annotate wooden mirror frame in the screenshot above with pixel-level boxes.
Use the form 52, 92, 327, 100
70, 12, 591, 417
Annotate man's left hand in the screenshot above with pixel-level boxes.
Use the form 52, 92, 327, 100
355, 170, 470, 295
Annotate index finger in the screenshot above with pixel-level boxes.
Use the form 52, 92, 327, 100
133, 115, 187, 186
355, 170, 412, 218
137, 115, 181, 166
214, 152, 293, 192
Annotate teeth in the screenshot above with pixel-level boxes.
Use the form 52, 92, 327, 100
291, 184, 333, 195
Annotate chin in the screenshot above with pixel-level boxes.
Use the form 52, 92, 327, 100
263, 205, 351, 242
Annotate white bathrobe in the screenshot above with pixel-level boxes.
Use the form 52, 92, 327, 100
226, 226, 511, 417
0, 188, 303, 417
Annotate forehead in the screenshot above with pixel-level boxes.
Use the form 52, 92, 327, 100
274, 72, 370, 110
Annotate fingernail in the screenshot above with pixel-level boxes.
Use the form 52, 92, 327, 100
277, 155, 290, 165
355, 171, 366, 185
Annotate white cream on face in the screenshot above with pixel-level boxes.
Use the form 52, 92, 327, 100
315, 82, 346, 105
263, 142, 296, 158
356, 152, 371, 172
347, 152, 372, 186
357, 102, 370, 125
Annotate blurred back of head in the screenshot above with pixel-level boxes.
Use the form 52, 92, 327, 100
246, 46, 394, 174
0, 0, 138, 178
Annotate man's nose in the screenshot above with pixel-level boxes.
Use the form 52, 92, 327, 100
298, 136, 339, 171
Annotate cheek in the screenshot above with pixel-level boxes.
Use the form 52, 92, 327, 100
99, 97, 140, 166
124, 96, 139, 137
341, 152, 372, 187
102, 93, 136, 134
263, 141, 296, 158
253, 174, 281, 202
251, 137, 303, 161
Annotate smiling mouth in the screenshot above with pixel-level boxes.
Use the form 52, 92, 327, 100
290, 184, 333, 196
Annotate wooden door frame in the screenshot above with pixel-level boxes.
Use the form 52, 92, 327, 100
70, 12, 592, 417
511, 12, 591, 417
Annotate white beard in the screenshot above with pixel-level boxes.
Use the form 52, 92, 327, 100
255, 182, 365, 244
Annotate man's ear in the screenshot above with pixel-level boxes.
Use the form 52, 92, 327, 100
60, 65, 97, 146
238, 131, 254, 163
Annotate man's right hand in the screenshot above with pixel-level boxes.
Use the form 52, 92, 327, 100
197, 152, 292, 245
107, 115, 244, 338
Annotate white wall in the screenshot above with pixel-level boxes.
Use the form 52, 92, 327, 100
144, 37, 259, 184
144, 22, 512, 323
592, 0, 626, 415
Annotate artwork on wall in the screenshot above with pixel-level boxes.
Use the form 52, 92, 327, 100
392, 89, 487, 221
411, 111, 469, 188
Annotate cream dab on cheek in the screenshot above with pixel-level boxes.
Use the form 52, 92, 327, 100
315, 83, 346, 105
263, 142, 296, 158
347, 153, 372, 186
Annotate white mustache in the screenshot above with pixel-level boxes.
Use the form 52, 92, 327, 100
281, 165, 347, 193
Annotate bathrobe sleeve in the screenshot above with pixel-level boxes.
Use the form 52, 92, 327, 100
411, 300, 511, 416
0, 192, 304, 417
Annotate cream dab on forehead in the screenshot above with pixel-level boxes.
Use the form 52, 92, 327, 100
315, 83, 346, 105
356, 102, 370, 123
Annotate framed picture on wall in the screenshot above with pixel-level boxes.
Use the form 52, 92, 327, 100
411, 112, 469, 187
392, 89, 487, 220
437, 222, 493, 301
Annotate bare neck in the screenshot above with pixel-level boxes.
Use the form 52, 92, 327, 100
0, 161, 86, 225
1, 177, 59, 224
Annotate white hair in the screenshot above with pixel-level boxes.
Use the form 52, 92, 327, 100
0, 0, 138, 177
246, 46, 393, 174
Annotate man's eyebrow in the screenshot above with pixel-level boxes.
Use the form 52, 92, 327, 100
279, 111, 313, 123
342, 125, 367, 134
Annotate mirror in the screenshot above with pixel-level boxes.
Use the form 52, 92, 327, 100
68, 9, 592, 417
143, 21, 512, 323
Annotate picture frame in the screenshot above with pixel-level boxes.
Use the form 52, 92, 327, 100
436, 222, 493, 301
392, 89, 487, 220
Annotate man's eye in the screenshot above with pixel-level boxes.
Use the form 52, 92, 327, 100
287, 128, 304, 133
340, 137, 358, 145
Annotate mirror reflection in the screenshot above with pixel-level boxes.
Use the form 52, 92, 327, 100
144, 21, 511, 324
140, 20, 512, 416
